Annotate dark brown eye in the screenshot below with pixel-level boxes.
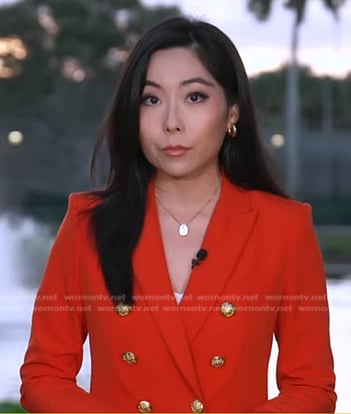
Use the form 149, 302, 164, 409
141, 95, 160, 105
187, 92, 208, 103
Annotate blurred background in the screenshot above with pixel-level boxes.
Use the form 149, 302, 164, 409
0, 0, 350, 412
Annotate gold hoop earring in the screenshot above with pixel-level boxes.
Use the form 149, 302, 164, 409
227, 124, 237, 137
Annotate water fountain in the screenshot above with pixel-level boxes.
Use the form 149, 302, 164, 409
0, 213, 91, 403
0, 214, 52, 401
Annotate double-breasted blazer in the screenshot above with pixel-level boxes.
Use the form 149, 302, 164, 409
20, 175, 336, 413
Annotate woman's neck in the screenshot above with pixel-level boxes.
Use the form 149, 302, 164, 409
154, 168, 222, 209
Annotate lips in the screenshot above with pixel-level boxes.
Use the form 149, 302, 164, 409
162, 145, 191, 156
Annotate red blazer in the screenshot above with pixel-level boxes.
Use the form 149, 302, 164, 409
20, 176, 336, 413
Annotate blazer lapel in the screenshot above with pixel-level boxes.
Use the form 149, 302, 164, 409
133, 179, 204, 399
181, 176, 258, 342
133, 175, 257, 397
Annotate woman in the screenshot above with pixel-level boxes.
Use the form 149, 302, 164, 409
20, 17, 336, 413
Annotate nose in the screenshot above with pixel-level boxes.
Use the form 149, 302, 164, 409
166, 124, 181, 133
163, 100, 183, 134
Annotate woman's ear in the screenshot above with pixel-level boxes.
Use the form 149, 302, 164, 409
227, 104, 240, 127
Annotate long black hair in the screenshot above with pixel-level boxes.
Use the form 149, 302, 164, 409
90, 17, 287, 305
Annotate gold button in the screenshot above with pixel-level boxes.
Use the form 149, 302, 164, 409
116, 302, 132, 316
220, 302, 236, 317
211, 355, 225, 368
137, 400, 152, 413
122, 351, 137, 364
190, 399, 204, 413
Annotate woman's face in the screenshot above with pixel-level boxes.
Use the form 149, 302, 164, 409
139, 47, 239, 181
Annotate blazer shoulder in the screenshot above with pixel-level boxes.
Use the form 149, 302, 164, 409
66, 191, 102, 214
55, 192, 102, 243
250, 189, 312, 223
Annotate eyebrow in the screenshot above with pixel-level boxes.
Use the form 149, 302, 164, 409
144, 77, 215, 89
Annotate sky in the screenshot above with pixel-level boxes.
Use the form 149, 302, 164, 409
0, 0, 350, 78
141, 0, 351, 78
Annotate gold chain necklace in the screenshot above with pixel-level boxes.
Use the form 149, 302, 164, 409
155, 180, 221, 237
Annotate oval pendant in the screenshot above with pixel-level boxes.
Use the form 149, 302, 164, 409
178, 223, 189, 237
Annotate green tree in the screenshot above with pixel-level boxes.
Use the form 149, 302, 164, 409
251, 65, 351, 129
247, 0, 346, 196
0, 0, 179, 108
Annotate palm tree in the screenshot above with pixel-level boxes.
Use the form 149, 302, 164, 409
247, 0, 346, 196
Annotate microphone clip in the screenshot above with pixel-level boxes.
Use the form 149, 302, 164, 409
191, 248, 208, 269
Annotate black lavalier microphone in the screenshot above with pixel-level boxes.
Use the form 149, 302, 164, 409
191, 248, 208, 269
